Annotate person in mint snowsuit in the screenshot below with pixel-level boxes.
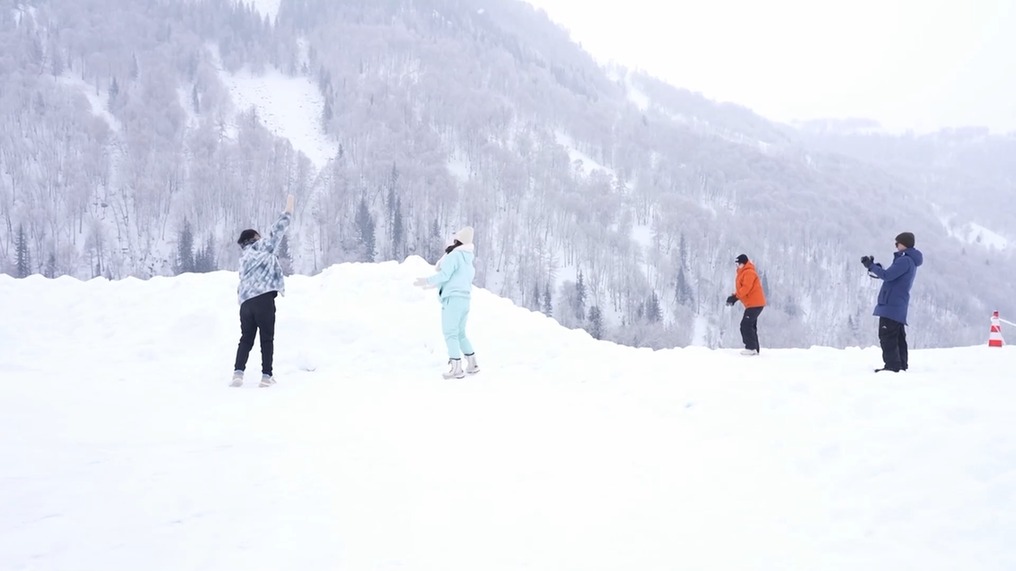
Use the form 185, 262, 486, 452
861, 231, 924, 373
231, 194, 294, 387
414, 226, 480, 379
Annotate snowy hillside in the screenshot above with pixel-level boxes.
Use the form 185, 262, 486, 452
56, 73, 122, 132
245, 0, 281, 22
947, 220, 1009, 251
2, 260, 1015, 570
5, 0, 1012, 352
210, 44, 338, 170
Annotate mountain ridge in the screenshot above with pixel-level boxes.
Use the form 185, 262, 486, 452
0, 0, 1011, 349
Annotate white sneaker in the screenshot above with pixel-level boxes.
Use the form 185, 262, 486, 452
442, 359, 466, 379
230, 370, 244, 387
740, 349, 759, 356
464, 353, 480, 375
259, 374, 276, 388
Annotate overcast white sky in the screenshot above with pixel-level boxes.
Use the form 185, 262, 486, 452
521, 0, 1016, 134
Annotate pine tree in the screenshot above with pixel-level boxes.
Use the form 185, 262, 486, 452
322, 97, 333, 130
44, 252, 56, 278
107, 77, 120, 110
530, 280, 541, 311
355, 196, 375, 262
15, 224, 31, 278
129, 52, 139, 80
675, 267, 694, 307
175, 219, 194, 274
587, 305, 603, 339
51, 46, 63, 77
194, 235, 216, 273
205, 235, 216, 272
278, 234, 293, 276
646, 291, 662, 323
386, 163, 403, 260
848, 315, 860, 343
26, 33, 43, 67
542, 283, 553, 316
391, 197, 404, 261
429, 217, 441, 262
388, 162, 399, 195
317, 65, 331, 94
574, 270, 586, 321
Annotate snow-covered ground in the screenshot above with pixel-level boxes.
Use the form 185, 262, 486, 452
2, 258, 1015, 570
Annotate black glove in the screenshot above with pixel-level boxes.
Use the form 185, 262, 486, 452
726, 295, 738, 306
861, 255, 873, 269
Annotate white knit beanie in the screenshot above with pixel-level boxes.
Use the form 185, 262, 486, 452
454, 226, 474, 245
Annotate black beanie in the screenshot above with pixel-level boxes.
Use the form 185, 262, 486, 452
735, 254, 749, 264
895, 232, 915, 249
237, 229, 259, 246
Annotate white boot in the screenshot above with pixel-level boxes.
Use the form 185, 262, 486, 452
259, 374, 276, 388
464, 353, 480, 375
230, 370, 244, 387
740, 349, 759, 356
443, 359, 466, 379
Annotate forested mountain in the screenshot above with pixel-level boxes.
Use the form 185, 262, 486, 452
1, 0, 1012, 349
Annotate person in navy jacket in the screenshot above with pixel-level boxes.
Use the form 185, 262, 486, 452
861, 231, 924, 373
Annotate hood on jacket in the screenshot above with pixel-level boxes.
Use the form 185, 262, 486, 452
899, 247, 923, 267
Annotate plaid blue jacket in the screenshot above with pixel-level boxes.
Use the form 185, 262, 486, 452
237, 212, 291, 305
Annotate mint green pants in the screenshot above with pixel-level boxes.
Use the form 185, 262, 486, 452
441, 296, 474, 359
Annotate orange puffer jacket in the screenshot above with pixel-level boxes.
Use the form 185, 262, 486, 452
734, 261, 766, 308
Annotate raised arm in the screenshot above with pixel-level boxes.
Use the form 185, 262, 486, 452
255, 195, 294, 253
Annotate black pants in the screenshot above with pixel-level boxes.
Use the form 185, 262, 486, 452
234, 292, 277, 376
878, 317, 908, 371
740, 306, 764, 352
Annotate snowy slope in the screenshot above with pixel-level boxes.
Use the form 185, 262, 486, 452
555, 130, 614, 178
934, 205, 1010, 250
2, 259, 1015, 570
57, 73, 122, 132
208, 44, 337, 170
246, 0, 281, 21
951, 221, 1009, 250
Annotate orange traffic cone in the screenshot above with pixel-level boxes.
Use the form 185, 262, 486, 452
988, 311, 1005, 347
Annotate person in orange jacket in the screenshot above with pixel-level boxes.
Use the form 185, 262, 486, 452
726, 254, 767, 355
